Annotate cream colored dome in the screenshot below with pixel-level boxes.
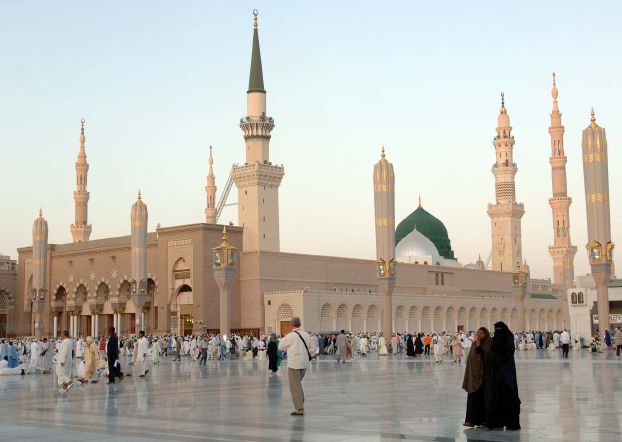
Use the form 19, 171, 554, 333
395, 228, 440, 263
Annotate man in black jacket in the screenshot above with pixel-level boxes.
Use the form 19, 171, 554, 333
107, 327, 124, 384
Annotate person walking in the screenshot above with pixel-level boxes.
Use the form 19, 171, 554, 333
559, 329, 571, 358
56, 330, 74, 391
267, 333, 280, 373
614, 327, 622, 357
336, 330, 347, 363
106, 327, 124, 384
80, 336, 98, 383
135, 331, 149, 377
278, 317, 317, 416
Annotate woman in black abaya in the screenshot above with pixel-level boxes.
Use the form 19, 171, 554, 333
484, 321, 521, 430
462, 327, 491, 427
414, 333, 424, 356
406, 334, 416, 357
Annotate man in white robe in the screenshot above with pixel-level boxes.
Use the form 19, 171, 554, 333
56, 330, 74, 391
29, 340, 40, 370
433, 335, 444, 363
136, 331, 149, 377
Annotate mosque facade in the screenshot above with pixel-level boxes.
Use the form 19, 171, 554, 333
1, 12, 571, 338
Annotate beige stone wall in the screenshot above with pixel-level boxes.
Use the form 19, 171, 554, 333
265, 288, 564, 335
12, 223, 242, 337
0, 268, 18, 336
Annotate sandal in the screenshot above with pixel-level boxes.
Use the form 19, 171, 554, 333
290, 411, 304, 416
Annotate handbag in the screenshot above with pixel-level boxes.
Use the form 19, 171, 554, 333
294, 331, 312, 361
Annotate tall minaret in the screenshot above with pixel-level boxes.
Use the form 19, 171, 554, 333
71, 119, 92, 242
205, 146, 217, 224
487, 93, 525, 272
547, 73, 577, 294
32, 209, 49, 337
131, 191, 148, 331
232, 10, 285, 252
582, 109, 614, 333
374, 147, 396, 339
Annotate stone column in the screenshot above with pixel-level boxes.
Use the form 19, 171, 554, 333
373, 147, 396, 339
53, 314, 58, 338
592, 264, 611, 334
32, 299, 45, 338
214, 266, 235, 337
113, 312, 118, 331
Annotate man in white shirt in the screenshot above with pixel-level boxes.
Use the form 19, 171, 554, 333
56, 330, 74, 391
559, 329, 571, 358
278, 317, 317, 416
136, 330, 149, 377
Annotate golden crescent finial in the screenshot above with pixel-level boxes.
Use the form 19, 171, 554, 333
80, 118, 85, 135
381, 145, 385, 159
253, 9, 258, 29
552, 72, 556, 86
138, 190, 142, 200
591, 107, 596, 124
501, 92, 505, 107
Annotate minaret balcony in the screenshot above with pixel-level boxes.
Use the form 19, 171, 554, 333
240, 116, 274, 138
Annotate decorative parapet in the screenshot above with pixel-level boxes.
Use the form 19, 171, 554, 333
232, 162, 284, 187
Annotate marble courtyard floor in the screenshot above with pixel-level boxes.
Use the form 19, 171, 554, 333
0, 351, 620, 441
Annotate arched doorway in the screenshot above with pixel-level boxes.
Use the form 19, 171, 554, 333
278, 303, 293, 335
174, 284, 193, 336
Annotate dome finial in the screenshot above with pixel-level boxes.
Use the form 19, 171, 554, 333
551, 72, 558, 101
138, 190, 142, 200
80, 118, 85, 135
418, 195, 422, 207
253, 9, 258, 30
381, 145, 385, 159
209, 145, 214, 166
552, 72, 556, 86
501, 92, 505, 107
39, 208, 42, 217
590, 107, 596, 125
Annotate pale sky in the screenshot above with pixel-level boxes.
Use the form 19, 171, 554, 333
1, 1, 621, 279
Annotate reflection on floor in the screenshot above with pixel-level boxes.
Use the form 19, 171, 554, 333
0, 350, 620, 441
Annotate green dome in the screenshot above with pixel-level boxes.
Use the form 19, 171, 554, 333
395, 205, 455, 260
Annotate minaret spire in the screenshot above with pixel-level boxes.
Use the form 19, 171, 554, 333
71, 118, 92, 242
487, 93, 525, 272
205, 145, 217, 223
547, 73, 577, 309
248, 9, 265, 94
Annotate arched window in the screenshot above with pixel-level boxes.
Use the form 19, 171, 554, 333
571, 292, 577, 304
435, 273, 439, 285
578, 292, 584, 304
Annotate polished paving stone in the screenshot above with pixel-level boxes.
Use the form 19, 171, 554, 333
0, 350, 620, 441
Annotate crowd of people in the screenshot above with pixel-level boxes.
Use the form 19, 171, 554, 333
2, 322, 621, 430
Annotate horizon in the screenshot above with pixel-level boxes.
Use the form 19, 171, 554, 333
2, 1, 621, 280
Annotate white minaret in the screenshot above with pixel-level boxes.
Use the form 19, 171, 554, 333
71, 119, 92, 242
373, 147, 396, 339
232, 10, 285, 252
547, 73, 577, 328
487, 93, 525, 272
205, 146, 217, 224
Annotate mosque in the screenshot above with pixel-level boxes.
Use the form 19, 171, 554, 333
0, 11, 570, 339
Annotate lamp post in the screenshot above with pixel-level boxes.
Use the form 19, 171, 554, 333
212, 226, 237, 339
512, 261, 529, 332
32, 287, 47, 338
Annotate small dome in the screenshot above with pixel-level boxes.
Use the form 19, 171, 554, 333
464, 263, 479, 269
395, 229, 440, 263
